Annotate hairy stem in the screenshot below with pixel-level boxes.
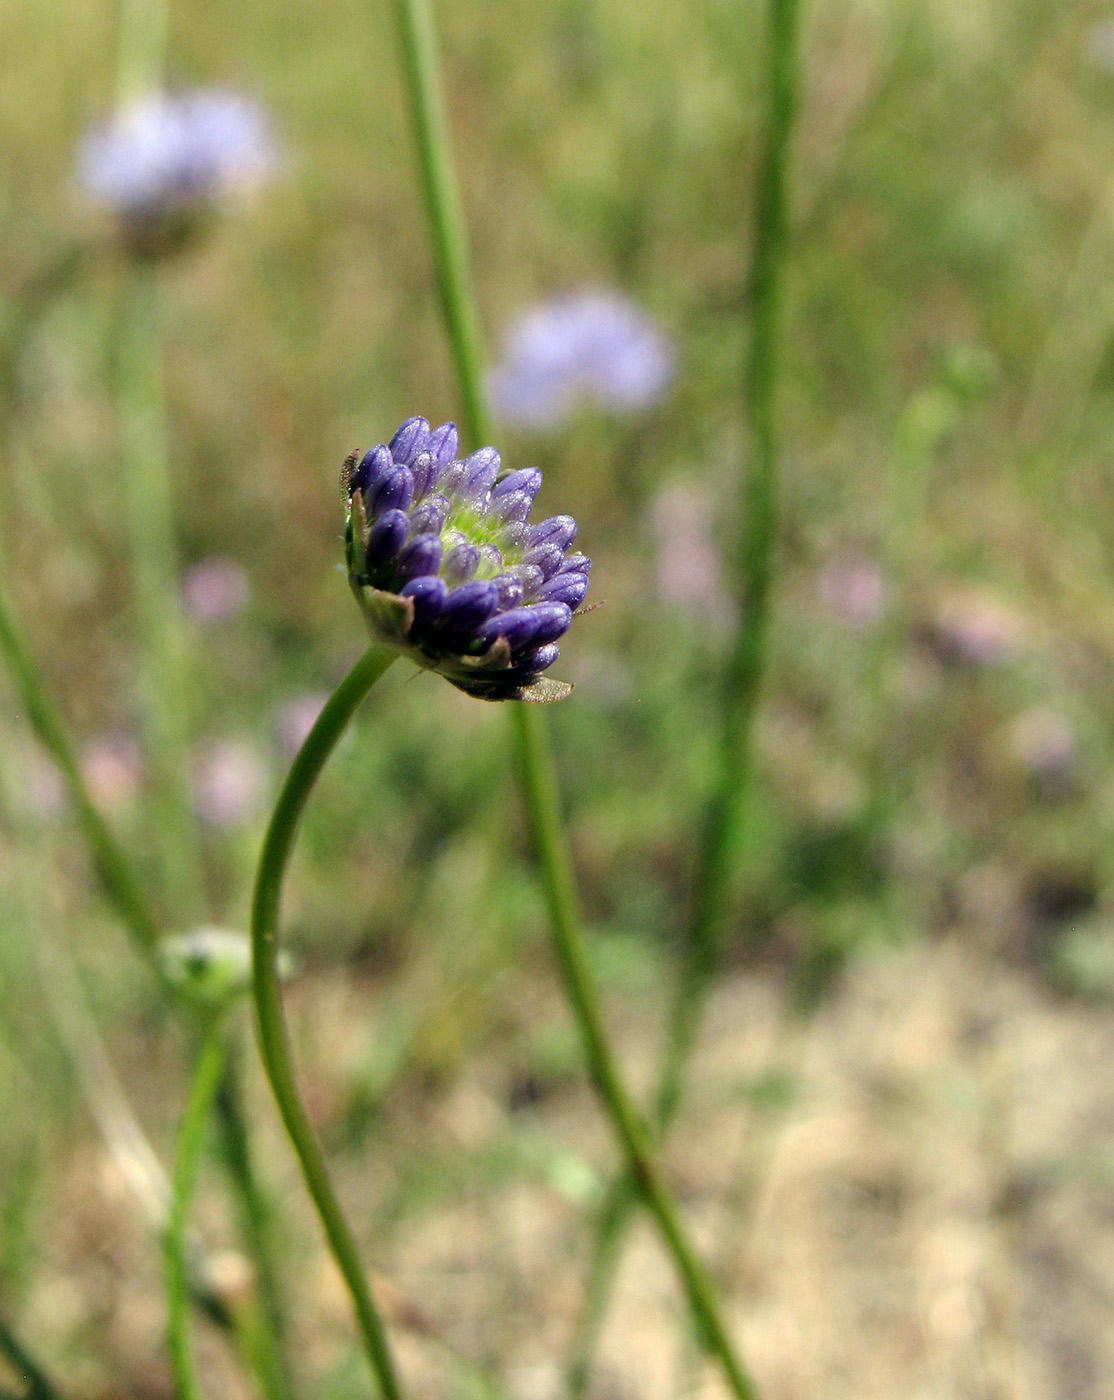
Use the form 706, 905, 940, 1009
250, 644, 402, 1400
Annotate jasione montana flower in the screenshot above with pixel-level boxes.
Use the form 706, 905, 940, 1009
343, 417, 590, 701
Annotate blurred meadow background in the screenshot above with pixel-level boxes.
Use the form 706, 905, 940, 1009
5, 0, 1114, 1396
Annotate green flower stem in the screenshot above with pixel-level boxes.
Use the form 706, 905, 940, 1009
567, 0, 801, 1386
510, 707, 759, 1400
0, 1315, 68, 1400
0, 586, 161, 950
251, 644, 402, 1400
391, 0, 489, 448
165, 1023, 228, 1400
115, 275, 206, 920
214, 1047, 294, 1400
388, 0, 757, 1393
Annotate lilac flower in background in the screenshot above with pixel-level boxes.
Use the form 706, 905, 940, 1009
489, 293, 674, 428
183, 557, 250, 623
78, 90, 275, 224
1006, 708, 1078, 792
343, 416, 589, 700
80, 735, 144, 812
924, 589, 1026, 668
192, 739, 268, 827
819, 555, 888, 629
650, 482, 731, 629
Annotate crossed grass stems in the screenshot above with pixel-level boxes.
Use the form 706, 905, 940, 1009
0, 0, 799, 1396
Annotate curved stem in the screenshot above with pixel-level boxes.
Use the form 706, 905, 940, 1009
251, 644, 401, 1400
165, 1023, 227, 1400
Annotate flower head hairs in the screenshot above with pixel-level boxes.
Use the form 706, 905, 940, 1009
490, 292, 674, 428
343, 417, 590, 701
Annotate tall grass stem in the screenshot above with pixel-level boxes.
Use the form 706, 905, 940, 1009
250, 644, 402, 1400
165, 1024, 227, 1400
566, 0, 801, 1387
386, 2, 757, 1393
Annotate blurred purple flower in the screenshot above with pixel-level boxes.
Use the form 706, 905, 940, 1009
275, 692, 329, 755
78, 90, 275, 220
489, 293, 674, 428
183, 557, 250, 623
192, 739, 267, 828
819, 556, 888, 629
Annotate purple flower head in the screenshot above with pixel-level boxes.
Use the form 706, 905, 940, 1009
78, 90, 276, 230
489, 293, 674, 428
342, 421, 590, 701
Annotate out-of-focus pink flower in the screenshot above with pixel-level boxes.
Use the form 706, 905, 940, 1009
1007, 708, 1078, 791
819, 556, 888, 628
274, 692, 329, 755
490, 293, 674, 428
183, 558, 250, 623
192, 740, 267, 827
650, 481, 731, 628
925, 589, 1026, 667
80, 735, 144, 812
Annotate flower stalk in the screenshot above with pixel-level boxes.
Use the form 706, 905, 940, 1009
385, 0, 759, 1394
568, 0, 802, 1385
251, 644, 402, 1400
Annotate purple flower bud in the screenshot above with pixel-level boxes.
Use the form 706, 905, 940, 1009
461, 448, 501, 502
396, 533, 443, 581
409, 451, 436, 501
473, 606, 543, 653
478, 543, 503, 573
527, 514, 577, 551
369, 465, 414, 516
516, 564, 544, 597
559, 553, 591, 575
521, 543, 564, 581
439, 460, 467, 496
493, 468, 542, 500
354, 445, 392, 496
529, 602, 573, 647
400, 575, 448, 632
389, 416, 429, 465
491, 490, 533, 525
365, 509, 410, 568
433, 579, 500, 647
492, 573, 524, 609
502, 643, 562, 681
443, 541, 480, 583
538, 571, 590, 608
409, 498, 449, 535
427, 422, 458, 466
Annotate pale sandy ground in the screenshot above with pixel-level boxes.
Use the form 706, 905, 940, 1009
23, 936, 1114, 1400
